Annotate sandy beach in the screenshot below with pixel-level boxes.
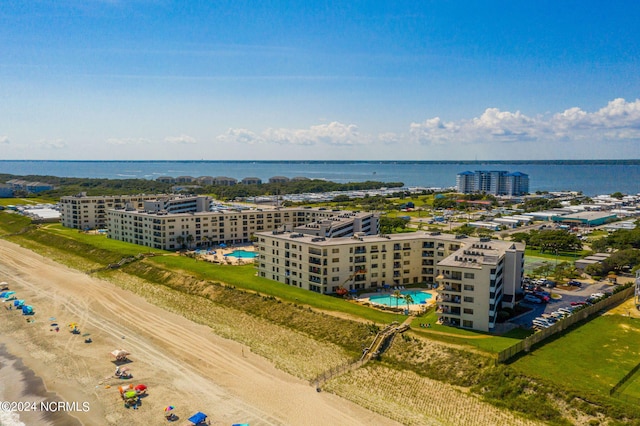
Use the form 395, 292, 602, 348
0, 239, 400, 426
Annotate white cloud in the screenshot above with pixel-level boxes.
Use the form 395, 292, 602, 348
410, 98, 640, 145
39, 139, 67, 149
218, 122, 365, 146
217, 128, 262, 145
165, 134, 197, 144
0, 135, 9, 144
106, 137, 150, 146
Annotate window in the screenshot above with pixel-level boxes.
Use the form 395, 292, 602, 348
462, 320, 473, 328
464, 272, 475, 279
463, 308, 474, 315
464, 284, 474, 291
463, 296, 474, 303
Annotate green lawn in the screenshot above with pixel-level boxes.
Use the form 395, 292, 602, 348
511, 315, 640, 397
0, 197, 58, 206
409, 312, 532, 354
41, 224, 166, 256
524, 248, 589, 261
146, 255, 397, 324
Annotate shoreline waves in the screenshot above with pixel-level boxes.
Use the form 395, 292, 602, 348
0, 346, 81, 426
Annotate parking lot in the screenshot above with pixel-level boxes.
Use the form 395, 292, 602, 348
509, 281, 615, 328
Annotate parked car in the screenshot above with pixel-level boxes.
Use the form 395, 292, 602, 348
567, 280, 582, 287
532, 318, 552, 328
557, 307, 574, 315
543, 280, 556, 288
523, 294, 543, 304
532, 292, 550, 302
570, 301, 587, 306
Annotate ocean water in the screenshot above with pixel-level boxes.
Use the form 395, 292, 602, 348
0, 160, 639, 196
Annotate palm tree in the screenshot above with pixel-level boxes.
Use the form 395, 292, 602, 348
404, 294, 414, 313
186, 234, 194, 249
392, 289, 403, 317
176, 235, 185, 249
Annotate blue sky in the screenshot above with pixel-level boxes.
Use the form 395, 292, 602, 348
1, 1, 639, 160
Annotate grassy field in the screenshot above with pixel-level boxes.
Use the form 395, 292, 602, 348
0, 196, 58, 206
409, 312, 533, 354
511, 315, 640, 398
146, 255, 396, 323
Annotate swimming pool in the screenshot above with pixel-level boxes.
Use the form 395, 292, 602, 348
223, 250, 258, 259
368, 290, 432, 307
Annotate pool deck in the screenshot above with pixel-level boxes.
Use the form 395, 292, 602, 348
195, 244, 257, 265
357, 288, 437, 313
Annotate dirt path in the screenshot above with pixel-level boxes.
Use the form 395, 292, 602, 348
0, 239, 401, 426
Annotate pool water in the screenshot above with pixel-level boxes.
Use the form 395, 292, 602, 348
224, 250, 258, 259
369, 291, 432, 307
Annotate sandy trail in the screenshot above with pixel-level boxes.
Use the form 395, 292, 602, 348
0, 239, 400, 426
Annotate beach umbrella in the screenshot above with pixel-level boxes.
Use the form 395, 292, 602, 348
164, 405, 175, 412
123, 390, 137, 399
134, 384, 147, 392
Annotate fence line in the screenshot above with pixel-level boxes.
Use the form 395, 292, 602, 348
497, 286, 635, 363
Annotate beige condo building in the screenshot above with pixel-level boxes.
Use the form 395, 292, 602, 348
60, 193, 165, 230
255, 231, 524, 331
106, 205, 378, 251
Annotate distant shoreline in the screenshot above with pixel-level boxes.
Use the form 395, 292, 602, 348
1, 159, 640, 164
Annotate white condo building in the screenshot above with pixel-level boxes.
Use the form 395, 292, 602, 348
456, 170, 529, 196
256, 231, 524, 332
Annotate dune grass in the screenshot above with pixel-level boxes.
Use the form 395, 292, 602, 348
147, 255, 396, 323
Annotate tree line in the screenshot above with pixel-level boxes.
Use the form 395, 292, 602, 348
0, 174, 403, 200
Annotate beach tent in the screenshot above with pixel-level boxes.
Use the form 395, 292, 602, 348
14, 299, 25, 308
21, 305, 34, 315
111, 349, 130, 362
188, 411, 208, 425
2, 291, 16, 300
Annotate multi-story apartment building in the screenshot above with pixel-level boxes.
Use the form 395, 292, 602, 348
107, 206, 378, 251
456, 170, 529, 196
142, 195, 213, 214
255, 231, 524, 331
504, 171, 530, 196
60, 193, 164, 230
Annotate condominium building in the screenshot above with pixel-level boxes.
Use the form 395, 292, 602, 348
106, 206, 378, 251
60, 193, 165, 230
255, 231, 524, 331
456, 170, 529, 196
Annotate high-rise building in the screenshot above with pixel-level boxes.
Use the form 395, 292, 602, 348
456, 170, 529, 196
